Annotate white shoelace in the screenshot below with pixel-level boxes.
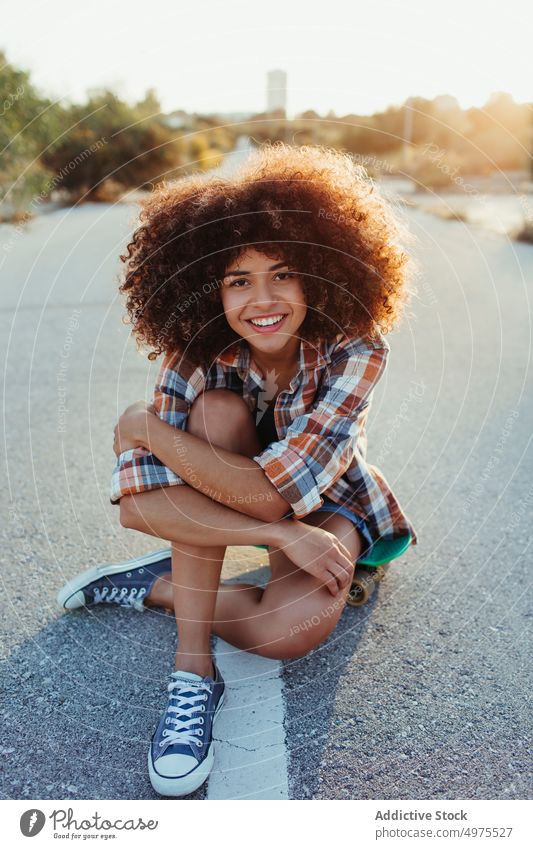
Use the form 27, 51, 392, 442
92, 585, 147, 608
159, 680, 212, 751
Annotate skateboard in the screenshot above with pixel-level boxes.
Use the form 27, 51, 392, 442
346, 533, 412, 606
254, 532, 412, 607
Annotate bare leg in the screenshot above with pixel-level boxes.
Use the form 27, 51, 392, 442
149, 389, 265, 676
170, 542, 224, 677
236, 511, 361, 658
147, 512, 361, 660
147, 574, 264, 621
125, 389, 360, 661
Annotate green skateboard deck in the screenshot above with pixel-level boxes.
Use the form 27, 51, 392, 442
254, 531, 412, 567
356, 532, 412, 567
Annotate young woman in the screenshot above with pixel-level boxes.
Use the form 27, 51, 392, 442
57, 143, 418, 797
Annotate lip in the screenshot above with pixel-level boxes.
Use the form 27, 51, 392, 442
244, 313, 289, 334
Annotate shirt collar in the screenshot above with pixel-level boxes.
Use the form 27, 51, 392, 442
215, 335, 333, 380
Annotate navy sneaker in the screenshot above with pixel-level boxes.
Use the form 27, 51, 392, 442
148, 662, 226, 797
56, 548, 173, 611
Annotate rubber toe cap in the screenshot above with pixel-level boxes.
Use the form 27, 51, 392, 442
57, 588, 86, 610
153, 752, 198, 778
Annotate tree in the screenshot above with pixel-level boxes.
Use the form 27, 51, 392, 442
40, 89, 185, 200
0, 50, 63, 216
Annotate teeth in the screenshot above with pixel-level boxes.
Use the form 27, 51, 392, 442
249, 314, 286, 327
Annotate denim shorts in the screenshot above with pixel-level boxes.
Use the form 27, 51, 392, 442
313, 496, 375, 561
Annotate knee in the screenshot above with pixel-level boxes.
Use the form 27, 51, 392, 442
254, 588, 351, 660
119, 494, 144, 529
255, 632, 317, 661
253, 612, 328, 661
187, 389, 251, 439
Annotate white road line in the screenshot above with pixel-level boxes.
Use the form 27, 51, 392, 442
207, 637, 289, 799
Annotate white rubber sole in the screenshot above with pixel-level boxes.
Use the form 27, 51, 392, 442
56, 547, 172, 610
148, 689, 226, 798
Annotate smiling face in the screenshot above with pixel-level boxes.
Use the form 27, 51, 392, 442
219, 248, 307, 367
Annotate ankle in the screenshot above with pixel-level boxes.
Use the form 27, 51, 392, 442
174, 654, 215, 679
146, 573, 173, 607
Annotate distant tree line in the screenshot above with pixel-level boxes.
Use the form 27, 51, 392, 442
1, 47, 530, 221
0, 51, 235, 220
247, 94, 532, 186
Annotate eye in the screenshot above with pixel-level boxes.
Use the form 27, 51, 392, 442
274, 272, 297, 281
228, 278, 250, 288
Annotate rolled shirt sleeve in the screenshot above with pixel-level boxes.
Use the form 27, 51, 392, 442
252, 343, 389, 519
110, 351, 206, 504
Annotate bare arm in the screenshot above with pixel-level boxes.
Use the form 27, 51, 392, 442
116, 404, 290, 522
121, 484, 354, 596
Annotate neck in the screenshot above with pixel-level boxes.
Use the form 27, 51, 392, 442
248, 336, 301, 375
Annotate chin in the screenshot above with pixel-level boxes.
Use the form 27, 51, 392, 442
244, 329, 292, 345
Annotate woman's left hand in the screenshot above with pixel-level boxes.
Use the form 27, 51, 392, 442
113, 400, 157, 457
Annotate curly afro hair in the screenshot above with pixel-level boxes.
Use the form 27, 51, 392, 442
118, 142, 418, 367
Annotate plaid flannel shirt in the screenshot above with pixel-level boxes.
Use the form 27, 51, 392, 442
110, 331, 418, 550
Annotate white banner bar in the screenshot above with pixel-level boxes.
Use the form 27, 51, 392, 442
3, 799, 531, 847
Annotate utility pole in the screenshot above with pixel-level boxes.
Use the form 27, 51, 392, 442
530, 103, 533, 182
403, 96, 414, 171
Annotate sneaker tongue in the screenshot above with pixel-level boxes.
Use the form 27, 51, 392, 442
171, 670, 204, 685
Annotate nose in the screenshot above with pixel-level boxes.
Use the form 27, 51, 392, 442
250, 276, 277, 306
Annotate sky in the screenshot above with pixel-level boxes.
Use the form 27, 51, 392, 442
2, 0, 532, 117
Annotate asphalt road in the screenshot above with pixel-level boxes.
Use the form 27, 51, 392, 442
0, 198, 531, 800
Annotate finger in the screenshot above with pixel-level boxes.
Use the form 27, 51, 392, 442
336, 539, 354, 563
336, 563, 353, 588
318, 568, 338, 596
328, 561, 350, 590
325, 575, 338, 596
332, 547, 353, 573
335, 547, 355, 574
318, 565, 340, 595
